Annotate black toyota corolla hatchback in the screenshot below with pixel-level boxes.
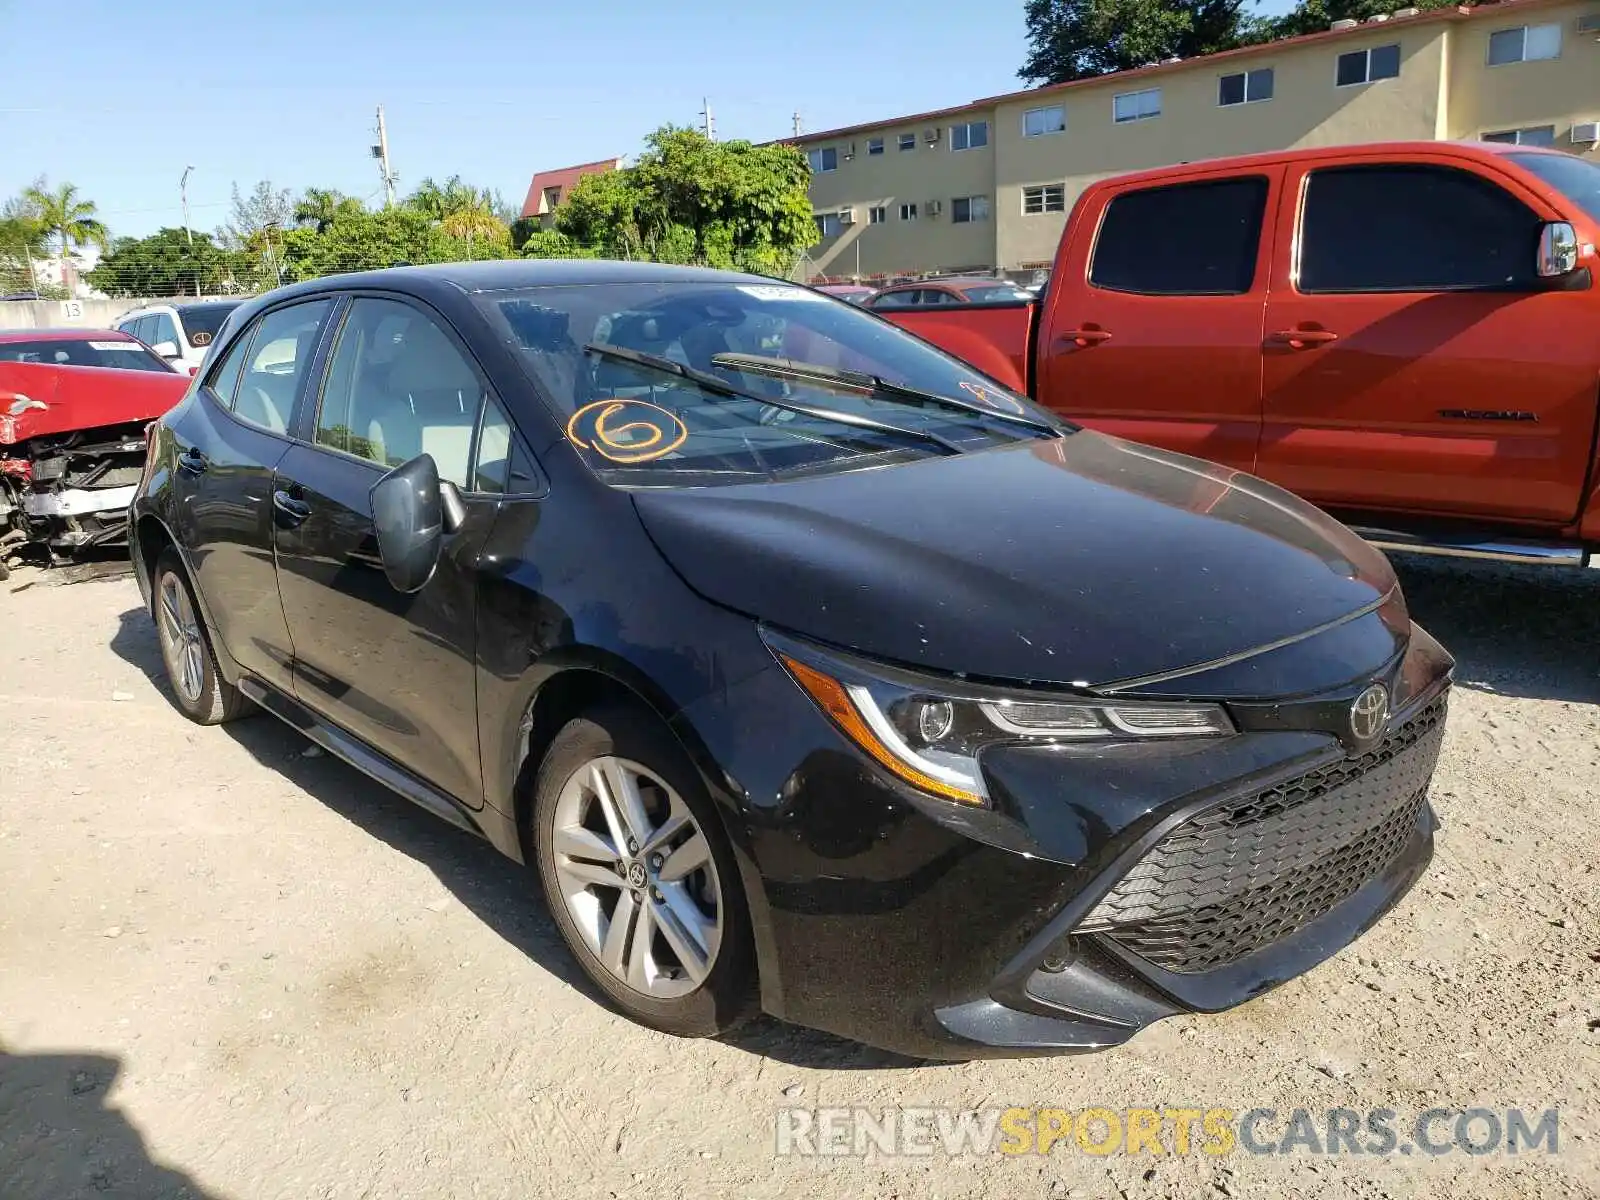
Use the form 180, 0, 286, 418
129, 260, 1452, 1059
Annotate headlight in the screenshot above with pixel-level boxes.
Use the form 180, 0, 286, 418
771, 635, 1234, 807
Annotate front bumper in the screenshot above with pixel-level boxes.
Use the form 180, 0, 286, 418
676, 616, 1453, 1060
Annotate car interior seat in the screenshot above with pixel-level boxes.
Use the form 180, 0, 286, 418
357, 319, 480, 485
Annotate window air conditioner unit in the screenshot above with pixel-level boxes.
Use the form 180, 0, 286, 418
927, 200, 943, 216
843, 142, 857, 161
1572, 121, 1600, 144
1576, 12, 1600, 33
838, 208, 856, 225
1330, 17, 1359, 28
925, 127, 942, 145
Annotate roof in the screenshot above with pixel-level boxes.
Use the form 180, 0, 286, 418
519, 158, 623, 219
0, 327, 134, 342
260, 259, 777, 303
789, 0, 1567, 145
118, 299, 244, 317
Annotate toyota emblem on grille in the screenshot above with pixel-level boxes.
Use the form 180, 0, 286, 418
1349, 683, 1390, 744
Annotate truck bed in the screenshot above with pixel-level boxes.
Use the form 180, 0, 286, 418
876, 301, 1037, 397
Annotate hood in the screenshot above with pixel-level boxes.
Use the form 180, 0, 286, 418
0, 361, 189, 445
632, 433, 1399, 689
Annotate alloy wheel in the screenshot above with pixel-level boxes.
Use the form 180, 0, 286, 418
158, 573, 205, 704
551, 755, 723, 1000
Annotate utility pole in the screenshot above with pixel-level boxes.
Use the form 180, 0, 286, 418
180, 165, 197, 296
792, 111, 803, 138
373, 106, 398, 208
700, 97, 716, 141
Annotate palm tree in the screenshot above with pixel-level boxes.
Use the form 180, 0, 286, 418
294, 187, 363, 233
23, 181, 108, 296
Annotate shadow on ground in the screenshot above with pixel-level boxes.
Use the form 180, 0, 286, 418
1388, 554, 1600, 703
0, 1044, 219, 1200
107, 607, 920, 1070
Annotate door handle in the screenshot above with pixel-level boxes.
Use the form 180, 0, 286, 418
272, 490, 312, 526
1268, 328, 1340, 350
1055, 328, 1113, 350
176, 448, 208, 475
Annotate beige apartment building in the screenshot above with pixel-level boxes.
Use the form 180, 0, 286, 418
796, 0, 1600, 280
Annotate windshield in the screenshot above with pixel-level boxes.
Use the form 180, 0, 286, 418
0, 338, 176, 373
1509, 152, 1600, 225
175, 301, 242, 348
474, 279, 1066, 486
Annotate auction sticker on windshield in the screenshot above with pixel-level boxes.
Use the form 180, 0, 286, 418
736, 285, 829, 302
89, 341, 144, 351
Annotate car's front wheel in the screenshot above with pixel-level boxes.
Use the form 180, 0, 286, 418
152, 548, 246, 725
531, 705, 756, 1038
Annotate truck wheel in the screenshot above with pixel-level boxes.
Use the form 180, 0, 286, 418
530, 704, 756, 1039
152, 548, 246, 725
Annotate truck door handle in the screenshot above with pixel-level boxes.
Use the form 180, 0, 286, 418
1055, 328, 1112, 349
272, 490, 312, 525
1268, 328, 1340, 350
176, 448, 208, 475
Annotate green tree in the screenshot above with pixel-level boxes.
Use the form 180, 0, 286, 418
22, 180, 109, 296
1268, 0, 1456, 37
85, 228, 243, 298
405, 175, 509, 243
548, 126, 816, 276
278, 205, 514, 282
0, 189, 49, 293
293, 187, 364, 233
1019, 0, 1263, 84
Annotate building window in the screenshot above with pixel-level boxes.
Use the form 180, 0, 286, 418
1023, 184, 1066, 215
1336, 43, 1401, 86
1219, 67, 1274, 106
867, 137, 884, 156
869, 205, 887, 224
814, 212, 841, 238
1091, 177, 1268, 295
807, 147, 838, 174
1113, 88, 1162, 123
899, 202, 918, 221
1487, 23, 1562, 65
1023, 105, 1066, 137
951, 195, 991, 224
950, 121, 989, 151
898, 132, 916, 152
1482, 125, 1558, 147
1298, 164, 1540, 292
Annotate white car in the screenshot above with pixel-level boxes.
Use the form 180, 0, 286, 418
114, 300, 244, 375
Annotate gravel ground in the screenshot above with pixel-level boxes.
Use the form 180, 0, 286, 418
1, 556, 1597, 1200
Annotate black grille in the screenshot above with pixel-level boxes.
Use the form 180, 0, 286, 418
1081, 695, 1447, 974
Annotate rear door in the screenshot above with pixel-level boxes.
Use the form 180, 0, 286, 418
1034, 170, 1279, 471
1258, 153, 1599, 523
168, 298, 336, 694
271, 294, 520, 807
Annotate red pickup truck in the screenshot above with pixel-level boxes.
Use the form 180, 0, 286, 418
880, 141, 1600, 567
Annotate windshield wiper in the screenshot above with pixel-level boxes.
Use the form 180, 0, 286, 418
708, 352, 1062, 439
581, 343, 964, 456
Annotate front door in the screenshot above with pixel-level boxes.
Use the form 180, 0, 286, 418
271, 295, 509, 808
170, 298, 335, 694
1257, 155, 1600, 524
1034, 170, 1279, 472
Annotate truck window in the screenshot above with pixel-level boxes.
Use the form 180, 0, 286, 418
1089, 177, 1267, 296
1298, 164, 1540, 293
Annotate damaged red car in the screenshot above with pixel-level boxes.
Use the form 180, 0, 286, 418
0, 328, 192, 573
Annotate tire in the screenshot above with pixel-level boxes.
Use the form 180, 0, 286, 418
531, 704, 756, 1038
151, 548, 247, 725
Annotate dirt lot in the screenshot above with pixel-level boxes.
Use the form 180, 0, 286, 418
1, 556, 1597, 1199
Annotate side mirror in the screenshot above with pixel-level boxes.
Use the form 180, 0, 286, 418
151, 340, 181, 359
369, 454, 466, 594
1537, 222, 1579, 278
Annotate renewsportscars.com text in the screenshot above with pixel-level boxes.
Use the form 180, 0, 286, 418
774, 1106, 1561, 1159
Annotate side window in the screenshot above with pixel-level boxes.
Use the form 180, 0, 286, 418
129, 316, 153, 345
470, 395, 540, 495
314, 297, 483, 488
150, 313, 179, 351
1090, 176, 1268, 295
234, 300, 333, 434
1298, 164, 1541, 293
203, 326, 254, 410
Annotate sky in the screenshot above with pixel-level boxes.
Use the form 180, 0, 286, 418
2, 0, 1294, 242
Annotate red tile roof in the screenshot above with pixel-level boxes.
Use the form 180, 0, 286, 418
519, 158, 623, 219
